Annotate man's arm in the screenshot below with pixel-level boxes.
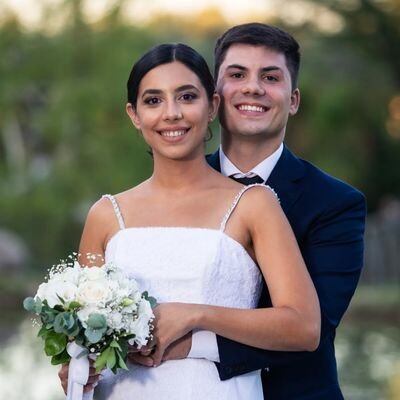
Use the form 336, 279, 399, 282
213, 189, 366, 379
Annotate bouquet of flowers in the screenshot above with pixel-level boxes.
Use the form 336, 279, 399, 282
23, 254, 156, 400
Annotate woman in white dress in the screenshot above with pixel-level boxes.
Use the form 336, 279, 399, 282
59, 43, 320, 399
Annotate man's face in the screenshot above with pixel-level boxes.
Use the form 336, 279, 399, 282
216, 44, 299, 141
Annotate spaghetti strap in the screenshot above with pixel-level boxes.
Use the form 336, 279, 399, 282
219, 183, 280, 232
102, 194, 126, 230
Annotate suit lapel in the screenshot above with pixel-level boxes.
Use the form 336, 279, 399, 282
207, 150, 221, 172
266, 145, 305, 214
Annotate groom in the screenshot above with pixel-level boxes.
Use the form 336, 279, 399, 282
131, 23, 366, 399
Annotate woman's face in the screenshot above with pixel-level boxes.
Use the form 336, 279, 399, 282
127, 61, 219, 161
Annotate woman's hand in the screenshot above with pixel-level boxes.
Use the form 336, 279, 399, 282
58, 360, 102, 395
151, 302, 201, 367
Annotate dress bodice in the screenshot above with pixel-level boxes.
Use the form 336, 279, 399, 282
96, 184, 278, 400
105, 227, 262, 309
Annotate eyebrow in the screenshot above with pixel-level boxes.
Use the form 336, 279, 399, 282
141, 84, 200, 99
226, 64, 283, 73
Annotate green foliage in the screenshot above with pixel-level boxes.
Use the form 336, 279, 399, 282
85, 313, 107, 343
94, 339, 129, 374
51, 349, 71, 365
23, 297, 42, 313
53, 312, 80, 336
44, 331, 67, 356
1, 0, 400, 270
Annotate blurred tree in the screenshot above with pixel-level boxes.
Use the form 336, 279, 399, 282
1, 1, 400, 268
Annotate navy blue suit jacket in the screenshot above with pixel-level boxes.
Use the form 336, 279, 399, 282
206, 145, 366, 399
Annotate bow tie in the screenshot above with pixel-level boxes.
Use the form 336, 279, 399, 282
229, 175, 264, 185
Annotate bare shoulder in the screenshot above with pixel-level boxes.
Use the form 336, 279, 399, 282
239, 185, 282, 220
86, 195, 117, 227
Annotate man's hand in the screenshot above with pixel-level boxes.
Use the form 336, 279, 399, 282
161, 331, 192, 361
58, 360, 101, 395
128, 332, 192, 366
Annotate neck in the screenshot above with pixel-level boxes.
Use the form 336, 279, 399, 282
150, 151, 211, 191
221, 131, 283, 172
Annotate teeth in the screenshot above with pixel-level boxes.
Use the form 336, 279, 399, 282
161, 130, 187, 137
238, 105, 266, 112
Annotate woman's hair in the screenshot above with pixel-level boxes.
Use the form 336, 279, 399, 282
127, 43, 215, 106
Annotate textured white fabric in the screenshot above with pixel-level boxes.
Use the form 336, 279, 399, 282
187, 329, 220, 362
219, 143, 283, 182
94, 185, 275, 400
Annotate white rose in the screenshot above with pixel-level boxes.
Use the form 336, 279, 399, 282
80, 266, 107, 282
36, 281, 78, 308
60, 263, 81, 285
77, 279, 111, 306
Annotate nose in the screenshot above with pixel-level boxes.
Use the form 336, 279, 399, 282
163, 99, 183, 121
241, 77, 266, 96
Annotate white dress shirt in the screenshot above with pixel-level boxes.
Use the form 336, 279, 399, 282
188, 143, 284, 363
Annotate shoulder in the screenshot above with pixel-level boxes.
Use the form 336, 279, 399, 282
300, 158, 366, 208
83, 195, 120, 236
238, 185, 282, 220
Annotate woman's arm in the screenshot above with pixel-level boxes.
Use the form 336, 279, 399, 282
151, 187, 320, 366
78, 197, 118, 266
58, 197, 117, 394
196, 187, 320, 351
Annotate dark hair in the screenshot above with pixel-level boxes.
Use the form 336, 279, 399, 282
214, 23, 300, 89
127, 43, 215, 106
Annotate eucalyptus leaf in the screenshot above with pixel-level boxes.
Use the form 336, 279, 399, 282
34, 298, 43, 313
85, 327, 105, 344
86, 314, 107, 330
54, 313, 66, 333
23, 297, 36, 312
66, 323, 80, 337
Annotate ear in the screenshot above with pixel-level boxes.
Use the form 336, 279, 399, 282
289, 88, 300, 116
208, 93, 221, 123
126, 103, 141, 130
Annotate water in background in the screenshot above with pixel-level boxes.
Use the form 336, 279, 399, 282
0, 311, 399, 400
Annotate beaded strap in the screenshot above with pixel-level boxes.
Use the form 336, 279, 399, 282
102, 194, 126, 230
219, 183, 280, 232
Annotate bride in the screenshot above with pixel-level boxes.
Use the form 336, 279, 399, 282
59, 43, 320, 399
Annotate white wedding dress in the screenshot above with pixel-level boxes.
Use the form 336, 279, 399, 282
95, 184, 274, 400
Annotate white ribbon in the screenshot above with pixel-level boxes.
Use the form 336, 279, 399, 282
66, 341, 94, 400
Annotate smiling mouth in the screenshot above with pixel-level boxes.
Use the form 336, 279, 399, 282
236, 104, 268, 113
157, 128, 190, 137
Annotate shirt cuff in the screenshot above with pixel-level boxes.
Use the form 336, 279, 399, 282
187, 329, 220, 362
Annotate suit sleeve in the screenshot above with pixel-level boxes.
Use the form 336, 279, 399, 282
214, 189, 367, 380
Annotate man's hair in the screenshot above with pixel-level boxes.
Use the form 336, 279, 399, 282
214, 23, 300, 89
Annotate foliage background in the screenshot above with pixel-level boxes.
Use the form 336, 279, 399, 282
0, 1, 399, 399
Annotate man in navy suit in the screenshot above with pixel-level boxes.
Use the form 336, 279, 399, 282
130, 23, 366, 399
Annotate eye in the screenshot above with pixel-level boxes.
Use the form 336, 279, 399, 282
230, 72, 244, 79
264, 75, 279, 82
144, 97, 161, 105
179, 93, 197, 102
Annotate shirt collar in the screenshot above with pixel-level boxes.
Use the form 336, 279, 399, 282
219, 143, 284, 182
